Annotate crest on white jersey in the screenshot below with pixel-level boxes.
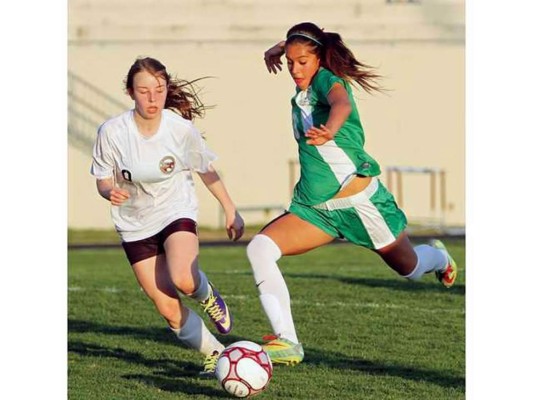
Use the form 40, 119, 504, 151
159, 156, 176, 174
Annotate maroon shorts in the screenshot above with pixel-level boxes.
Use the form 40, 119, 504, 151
121, 218, 198, 265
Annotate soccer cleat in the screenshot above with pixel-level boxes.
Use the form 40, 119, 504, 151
430, 239, 458, 288
261, 335, 304, 366
201, 283, 233, 335
199, 350, 220, 378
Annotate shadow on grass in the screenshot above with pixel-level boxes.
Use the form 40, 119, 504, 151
211, 269, 465, 296
69, 319, 464, 394
68, 319, 244, 348
68, 324, 252, 398
68, 340, 232, 398
283, 272, 465, 295
303, 346, 465, 391
69, 319, 180, 347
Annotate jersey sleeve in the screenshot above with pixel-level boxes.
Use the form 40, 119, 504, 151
313, 68, 346, 105
90, 124, 115, 179
184, 125, 218, 173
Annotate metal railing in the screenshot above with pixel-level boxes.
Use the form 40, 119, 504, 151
68, 71, 130, 155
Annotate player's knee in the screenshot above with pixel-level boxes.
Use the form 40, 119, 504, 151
154, 299, 180, 321
247, 234, 282, 284
246, 234, 281, 264
170, 271, 196, 295
246, 235, 264, 262
175, 280, 196, 296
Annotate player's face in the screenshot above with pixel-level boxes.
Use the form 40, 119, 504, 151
129, 70, 168, 120
285, 43, 321, 90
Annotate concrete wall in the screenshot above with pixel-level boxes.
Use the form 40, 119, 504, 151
68, 0, 465, 229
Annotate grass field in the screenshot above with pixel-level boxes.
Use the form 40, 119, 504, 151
68, 239, 465, 399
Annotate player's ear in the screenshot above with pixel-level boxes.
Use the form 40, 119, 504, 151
127, 88, 134, 100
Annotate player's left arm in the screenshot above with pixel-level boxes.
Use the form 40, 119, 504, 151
198, 165, 245, 241
305, 83, 352, 146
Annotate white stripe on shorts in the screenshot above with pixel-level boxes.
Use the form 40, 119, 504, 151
313, 177, 396, 249
354, 195, 396, 249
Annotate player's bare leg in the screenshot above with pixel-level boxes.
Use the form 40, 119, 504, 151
164, 231, 233, 334
132, 255, 224, 376
375, 232, 418, 276
376, 231, 457, 286
261, 212, 335, 256
131, 255, 187, 329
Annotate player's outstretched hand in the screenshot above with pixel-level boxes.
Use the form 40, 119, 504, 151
264, 41, 285, 74
305, 124, 335, 146
226, 211, 245, 241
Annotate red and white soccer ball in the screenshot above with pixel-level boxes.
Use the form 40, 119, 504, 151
215, 340, 273, 398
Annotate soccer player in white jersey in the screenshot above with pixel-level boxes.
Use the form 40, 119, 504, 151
248, 22, 458, 365
91, 57, 244, 376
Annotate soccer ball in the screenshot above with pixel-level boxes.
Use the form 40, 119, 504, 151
215, 340, 273, 398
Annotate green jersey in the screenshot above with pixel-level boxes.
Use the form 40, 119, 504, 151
291, 67, 381, 205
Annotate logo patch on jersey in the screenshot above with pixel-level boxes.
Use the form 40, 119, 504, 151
121, 169, 132, 182
296, 88, 312, 107
159, 156, 176, 174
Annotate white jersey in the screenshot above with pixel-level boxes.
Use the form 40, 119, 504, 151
90, 109, 217, 242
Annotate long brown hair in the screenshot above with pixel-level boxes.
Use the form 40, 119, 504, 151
124, 57, 210, 120
286, 22, 382, 93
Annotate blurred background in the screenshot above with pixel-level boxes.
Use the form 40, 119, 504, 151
68, 0, 464, 235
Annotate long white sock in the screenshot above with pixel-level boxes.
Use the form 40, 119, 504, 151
169, 308, 224, 355
187, 270, 211, 302
404, 244, 448, 280
247, 234, 299, 344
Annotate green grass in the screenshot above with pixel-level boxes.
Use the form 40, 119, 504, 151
68, 240, 465, 399
68, 229, 122, 245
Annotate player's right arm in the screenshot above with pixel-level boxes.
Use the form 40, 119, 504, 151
264, 41, 285, 74
96, 178, 130, 206
92, 122, 130, 206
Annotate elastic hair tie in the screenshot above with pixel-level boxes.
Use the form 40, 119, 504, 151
287, 33, 323, 46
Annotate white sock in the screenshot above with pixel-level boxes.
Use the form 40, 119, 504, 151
187, 270, 211, 302
247, 234, 299, 344
169, 308, 224, 355
404, 244, 448, 280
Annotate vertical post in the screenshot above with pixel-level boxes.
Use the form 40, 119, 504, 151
430, 171, 436, 212
288, 159, 297, 198
440, 170, 446, 226
397, 170, 403, 208
386, 168, 392, 192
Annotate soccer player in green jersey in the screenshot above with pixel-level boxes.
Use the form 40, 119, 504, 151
247, 22, 458, 365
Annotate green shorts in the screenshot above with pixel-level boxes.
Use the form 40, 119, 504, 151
288, 177, 407, 250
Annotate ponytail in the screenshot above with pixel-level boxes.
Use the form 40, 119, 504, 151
322, 32, 382, 93
165, 76, 211, 121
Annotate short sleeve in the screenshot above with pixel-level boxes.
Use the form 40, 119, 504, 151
90, 124, 115, 179
313, 68, 346, 105
184, 125, 218, 173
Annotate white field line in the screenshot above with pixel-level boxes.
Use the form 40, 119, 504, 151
68, 287, 464, 314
